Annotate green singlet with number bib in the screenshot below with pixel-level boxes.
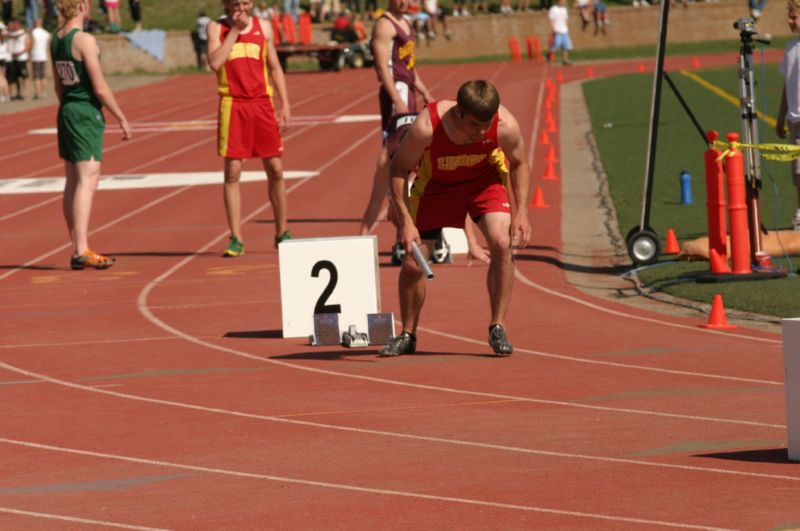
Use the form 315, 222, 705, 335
51, 28, 105, 162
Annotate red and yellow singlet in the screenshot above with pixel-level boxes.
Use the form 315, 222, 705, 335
217, 16, 282, 159
410, 102, 511, 231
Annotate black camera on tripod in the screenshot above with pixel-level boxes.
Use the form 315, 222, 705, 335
734, 17, 770, 45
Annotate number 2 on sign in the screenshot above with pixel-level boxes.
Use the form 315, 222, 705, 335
311, 260, 342, 314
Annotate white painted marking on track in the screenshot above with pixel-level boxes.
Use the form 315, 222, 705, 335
0, 171, 318, 195
0, 506, 170, 530
27, 115, 381, 135
0, 438, 738, 530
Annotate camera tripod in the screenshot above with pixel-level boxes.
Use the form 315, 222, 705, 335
735, 18, 770, 262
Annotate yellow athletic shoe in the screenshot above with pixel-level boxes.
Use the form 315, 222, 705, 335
223, 236, 245, 257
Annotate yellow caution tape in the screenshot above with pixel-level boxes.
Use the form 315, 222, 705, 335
713, 139, 800, 162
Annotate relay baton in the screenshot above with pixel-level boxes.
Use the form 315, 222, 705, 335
411, 241, 434, 279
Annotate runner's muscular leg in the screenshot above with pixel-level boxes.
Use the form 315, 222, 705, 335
224, 158, 243, 241
478, 212, 513, 325
358, 146, 391, 235
263, 156, 288, 237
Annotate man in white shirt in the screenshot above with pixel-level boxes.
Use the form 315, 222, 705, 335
30, 17, 49, 99
777, 0, 800, 229
6, 17, 30, 100
547, 0, 572, 66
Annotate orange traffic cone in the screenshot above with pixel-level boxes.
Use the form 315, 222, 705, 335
539, 130, 550, 146
698, 294, 736, 329
637, 62, 645, 73
545, 144, 558, 163
664, 228, 680, 254
709, 248, 731, 274
556, 70, 563, 82
529, 186, 549, 208
691, 57, 701, 68
586, 67, 594, 78
546, 114, 557, 133
541, 159, 558, 181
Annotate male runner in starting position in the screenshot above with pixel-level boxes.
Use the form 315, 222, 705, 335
380, 80, 531, 356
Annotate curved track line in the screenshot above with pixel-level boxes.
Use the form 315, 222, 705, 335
514, 268, 781, 344
0, 438, 742, 530
0, 360, 791, 484
417, 324, 781, 385
0, 507, 169, 530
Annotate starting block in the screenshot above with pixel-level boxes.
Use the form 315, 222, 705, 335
311, 312, 395, 347
310, 313, 341, 346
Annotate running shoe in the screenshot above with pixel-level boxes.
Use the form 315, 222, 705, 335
378, 331, 417, 356
488, 324, 513, 356
223, 236, 245, 257
275, 230, 292, 247
70, 249, 116, 270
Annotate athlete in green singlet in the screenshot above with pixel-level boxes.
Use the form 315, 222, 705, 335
52, 0, 131, 270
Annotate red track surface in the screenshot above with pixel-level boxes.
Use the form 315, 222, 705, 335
1, 58, 797, 529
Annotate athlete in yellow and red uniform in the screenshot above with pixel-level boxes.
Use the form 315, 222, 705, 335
208, 0, 291, 256
381, 80, 532, 358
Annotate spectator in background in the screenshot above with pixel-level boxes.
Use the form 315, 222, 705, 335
7, 17, 31, 99
423, 0, 451, 38
24, 0, 40, 28
193, 10, 211, 71
593, 0, 609, 35
253, 0, 270, 20
2, 1, 11, 25
547, 0, 571, 65
30, 17, 49, 98
320, 0, 342, 22
576, 0, 591, 30
500, 0, 513, 13
284, 0, 299, 21
129, 0, 141, 31
0, 23, 10, 102
104, 0, 121, 32
749, 0, 766, 20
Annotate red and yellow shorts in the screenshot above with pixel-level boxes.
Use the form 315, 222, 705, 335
218, 96, 283, 159
410, 179, 511, 232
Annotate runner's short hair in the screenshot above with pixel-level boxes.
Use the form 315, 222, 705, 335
789, 0, 800, 13
456, 80, 500, 122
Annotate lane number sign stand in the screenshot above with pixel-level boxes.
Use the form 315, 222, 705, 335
279, 236, 381, 339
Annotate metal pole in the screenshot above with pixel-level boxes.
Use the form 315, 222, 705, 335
637, 0, 671, 232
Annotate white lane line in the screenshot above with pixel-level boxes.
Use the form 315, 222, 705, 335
0, 171, 318, 195
513, 268, 781, 345
0, 185, 190, 282
0, 506, 170, 530
0, 437, 737, 530
27, 115, 381, 135
0, 358, 793, 482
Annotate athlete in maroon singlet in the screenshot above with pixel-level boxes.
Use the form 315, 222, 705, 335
379, 80, 532, 357
358, 0, 433, 239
